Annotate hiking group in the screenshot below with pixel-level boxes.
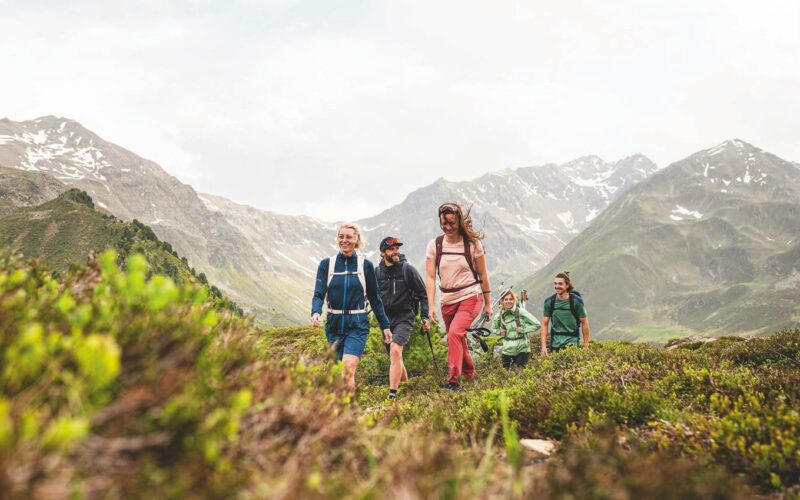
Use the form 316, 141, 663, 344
311, 202, 590, 397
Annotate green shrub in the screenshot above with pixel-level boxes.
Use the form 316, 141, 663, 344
3, 249, 799, 497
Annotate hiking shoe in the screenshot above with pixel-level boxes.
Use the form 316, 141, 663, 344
388, 392, 397, 400
442, 381, 460, 392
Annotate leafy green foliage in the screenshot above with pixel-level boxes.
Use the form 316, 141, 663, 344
1, 251, 798, 497
0, 189, 244, 316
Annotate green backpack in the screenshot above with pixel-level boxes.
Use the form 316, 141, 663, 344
500, 306, 525, 340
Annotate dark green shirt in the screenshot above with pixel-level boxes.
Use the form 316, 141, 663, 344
543, 296, 587, 333
543, 296, 587, 349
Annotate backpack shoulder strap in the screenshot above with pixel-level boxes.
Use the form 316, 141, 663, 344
463, 238, 479, 281
514, 305, 521, 326
404, 261, 424, 316
547, 294, 556, 317
356, 254, 367, 300
326, 254, 337, 287
401, 261, 413, 293
434, 235, 444, 277
569, 293, 580, 322
546, 295, 556, 349
569, 294, 581, 336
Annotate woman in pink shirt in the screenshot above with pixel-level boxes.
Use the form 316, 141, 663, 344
425, 202, 492, 391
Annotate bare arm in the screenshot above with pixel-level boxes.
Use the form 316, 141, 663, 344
581, 316, 590, 349
540, 316, 550, 356
474, 254, 492, 317
425, 257, 438, 323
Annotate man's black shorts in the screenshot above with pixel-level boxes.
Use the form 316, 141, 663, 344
388, 311, 415, 347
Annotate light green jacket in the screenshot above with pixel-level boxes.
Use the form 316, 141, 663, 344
491, 306, 541, 356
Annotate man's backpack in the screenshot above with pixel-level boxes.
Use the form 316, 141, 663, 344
434, 235, 480, 293
546, 291, 583, 338
376, 259, 421, 316
326, 253, 369, 314
401, 260, 423, 316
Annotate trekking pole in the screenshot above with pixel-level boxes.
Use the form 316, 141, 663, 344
425, 329, 439, 373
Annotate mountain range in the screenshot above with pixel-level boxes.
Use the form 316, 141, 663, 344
519, 139, 800, 341
0, 116, 307, 324
2, 116, 797, 339
0, 116, 657, 325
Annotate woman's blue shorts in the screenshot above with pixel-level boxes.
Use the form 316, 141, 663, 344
326, 329, 369, 360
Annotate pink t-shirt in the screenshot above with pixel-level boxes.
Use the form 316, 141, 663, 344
426, 237, 485, 305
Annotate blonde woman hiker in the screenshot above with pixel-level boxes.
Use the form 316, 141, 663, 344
311, 223, 392, 393
492, 290, 540, 369
425, 202, 492, 391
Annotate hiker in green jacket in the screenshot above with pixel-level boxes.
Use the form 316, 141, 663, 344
492, 290, 541, 368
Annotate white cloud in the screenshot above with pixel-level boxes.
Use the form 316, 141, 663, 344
1, 0, 798, 220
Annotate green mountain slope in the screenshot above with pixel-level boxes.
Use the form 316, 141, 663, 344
0, 189, 123, 270
517, 140, 800, 341
0, 189, 241, 312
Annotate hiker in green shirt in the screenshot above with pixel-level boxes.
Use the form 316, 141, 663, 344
540, 272, 590, 356
492, 290, 541, 368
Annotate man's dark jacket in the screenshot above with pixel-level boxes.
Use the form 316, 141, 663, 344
376, 255, 429, 320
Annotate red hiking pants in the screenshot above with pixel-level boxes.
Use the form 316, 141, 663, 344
441, 294, 482, 384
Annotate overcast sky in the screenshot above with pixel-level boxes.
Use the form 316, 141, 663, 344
1, 0, 798, 220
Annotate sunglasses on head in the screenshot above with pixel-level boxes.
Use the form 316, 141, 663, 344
438, 203, 459, 215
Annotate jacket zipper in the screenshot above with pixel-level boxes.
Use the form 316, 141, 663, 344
340, 254, 348, 335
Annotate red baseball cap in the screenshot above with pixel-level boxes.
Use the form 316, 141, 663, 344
379, 236, 403, 252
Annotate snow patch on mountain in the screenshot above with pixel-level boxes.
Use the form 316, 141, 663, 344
522, 216, 558, 235
3, 127, 113, 183
557, 211, 575, 228
670, 205, 703, 221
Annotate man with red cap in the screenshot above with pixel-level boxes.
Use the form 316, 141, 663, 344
376, 236, 430, 400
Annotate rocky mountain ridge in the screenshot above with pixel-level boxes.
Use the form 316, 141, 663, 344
518, 139, 800, 340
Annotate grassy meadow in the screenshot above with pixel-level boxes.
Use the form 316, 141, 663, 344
2, 251, 798, 498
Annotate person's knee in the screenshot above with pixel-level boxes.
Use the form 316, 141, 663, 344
342, 354, 359, 371
390, 344, 404, 362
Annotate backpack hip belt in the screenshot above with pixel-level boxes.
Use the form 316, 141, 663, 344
327, 308, 367, 315
440, 282, 481, 293
552, 331, 580, 338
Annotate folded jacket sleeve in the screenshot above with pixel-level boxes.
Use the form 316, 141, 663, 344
365, 260, 391, 330
311, 258, 329, 316
520, 307, 541, 332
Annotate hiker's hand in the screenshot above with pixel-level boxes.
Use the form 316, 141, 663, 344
516, 326, 522, 333
429, 307, 438, 323
383, 329, 392, 344
311, 313, 321, 328
422, 319, 430, 332
483, 303, 492, 318
500, 329, 506, 337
